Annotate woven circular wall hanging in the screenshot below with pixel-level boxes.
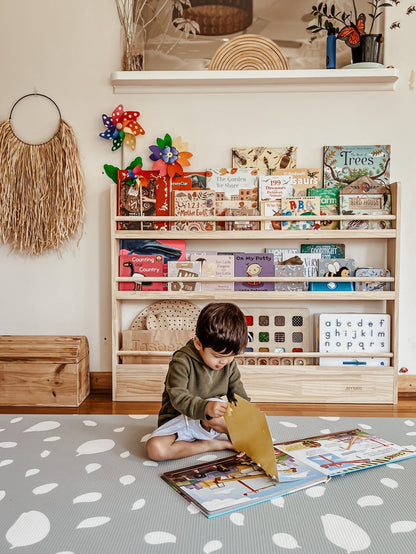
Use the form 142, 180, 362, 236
208, 34, 289, 71
0, 93, 85, 255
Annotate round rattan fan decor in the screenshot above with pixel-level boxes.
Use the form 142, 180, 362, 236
208, 34, 289, 71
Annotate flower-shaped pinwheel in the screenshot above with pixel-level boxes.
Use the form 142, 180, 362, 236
149, 134, 192, 177
103, 156, 148, 188
99, 104, 145, 151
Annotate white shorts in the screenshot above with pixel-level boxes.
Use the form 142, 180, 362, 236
149, 397, 226, 443
149, 414, 222, 442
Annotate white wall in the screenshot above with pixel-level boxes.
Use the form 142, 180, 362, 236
0, 0, 414, 373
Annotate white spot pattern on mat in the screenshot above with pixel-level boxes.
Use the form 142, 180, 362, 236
10, 417, 23, 423
129, 414, 149, 419
381, 477, 398, 488
0, 459, 13, 467
132, 499, 145, 510
144, 531, 176, 544
358, 423, 372, 430
406, 431, 416, 436
320, 428, 331, 434
143, 460, 158, 467
32, 483, 58, 495
120, 450, 130, 458
230, 512, 245, 526
141, 433, 151, 442
40, 450, 50, 458
272, 533, 300, 549
321, 514, 371, 552
114, 426, 125, 432
319, 416, 340, 421
0, 441, 16, 448
6, 510, 50, 548
73, 492, 102, 504
187, 503, 200, 514
120, 474, 135, 485
43, 436, 61, 442
271, 497, 285, 508
279, 421, 297, 428
197, 454, 218, 462
83, 420, 97, 427
25, 468, 40, 477
24, 421, 60, 432
391, 520, 416, 533
404, 420, 415, 426
357, 496, 383, 507
76, 517, 110, 528
306, 485, 326, 498
203, 539, 223, 553
0, 490, 5, 501
85, 463, 101, 473
387, 463, 404, 470
76, 439, 115, 456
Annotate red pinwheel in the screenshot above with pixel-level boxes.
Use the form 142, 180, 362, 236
100, 104, 145, 151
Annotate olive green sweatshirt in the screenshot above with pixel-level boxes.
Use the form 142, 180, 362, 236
158, 339, 249, 427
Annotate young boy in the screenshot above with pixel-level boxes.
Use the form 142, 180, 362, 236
146, 302, 249, 461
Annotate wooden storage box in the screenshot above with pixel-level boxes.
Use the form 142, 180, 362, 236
0, 335, 90, 407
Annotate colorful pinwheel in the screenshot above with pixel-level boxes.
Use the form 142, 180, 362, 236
99, 104, 145, 151
149, 134, 192, 177
103, 157, 148, 187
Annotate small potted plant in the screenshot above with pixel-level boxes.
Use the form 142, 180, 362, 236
307, 0, 395, 65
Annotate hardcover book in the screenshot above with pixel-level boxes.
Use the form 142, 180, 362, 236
119, 254, 163, 291
260, 200, 281, 230
273, 168, 322, 190
215, 200, 260, 231
233, 252, 275, 291
161, 427, 416, 518
310, 258, 357, 291
167, 261, 202, 292
266, 247, 300, 263
258, 174, 293, 202
188, 253, 234, 292
275, 265, 307, 291
231, 146, 297, 173
171, 189, 216, 231
300, 243, 345, 258
117, 170, 170, 230
281, 197, 320, 231
206, 167, 259, 202
308, 187, 341, 230
171, 171, 207, 190
323, 145, 391, 188
339, 193, 392, 230
354, 267, 391, 291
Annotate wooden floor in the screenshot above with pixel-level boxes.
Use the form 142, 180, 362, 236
1, 392, 416, 417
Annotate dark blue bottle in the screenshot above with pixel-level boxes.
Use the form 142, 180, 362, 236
326, 28, 336, 69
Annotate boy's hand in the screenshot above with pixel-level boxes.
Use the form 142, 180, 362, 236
206, 400, 227, 419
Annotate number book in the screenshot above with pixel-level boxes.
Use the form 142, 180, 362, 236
171, 190, 216, 231
119, 254, 163, 291
231, 146, 297, 173
233, 252, 275, 291
117, 170, 170, 230
281, 197, 320, 231
300, 243, 345, 258
323, 145, 391, 188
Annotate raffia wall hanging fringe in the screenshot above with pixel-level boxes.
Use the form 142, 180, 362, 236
0, 118, 85, 255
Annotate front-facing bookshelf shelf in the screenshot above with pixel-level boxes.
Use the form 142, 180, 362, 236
110, 68, 399, 94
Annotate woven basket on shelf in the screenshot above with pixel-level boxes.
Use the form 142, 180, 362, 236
208, 34, 289, 71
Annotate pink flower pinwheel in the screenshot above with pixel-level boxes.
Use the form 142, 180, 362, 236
149, 134, 192, 177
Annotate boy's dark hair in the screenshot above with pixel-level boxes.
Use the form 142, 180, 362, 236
195, 302, 248, 355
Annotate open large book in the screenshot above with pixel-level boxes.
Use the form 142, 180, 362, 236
161, 398, 416, 518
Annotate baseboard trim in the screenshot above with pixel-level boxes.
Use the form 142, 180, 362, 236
91, 372, 416, 398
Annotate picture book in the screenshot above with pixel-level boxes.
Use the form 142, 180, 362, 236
231, 146, 297, 173
275, 265, 307, 291
273, 168, 322, 190
323, 145, 391, 188
260, 200, 281, 230
167, 261, 202, 292
119, 254, 163, 291
117, 170, 170, 230
281, 197, 320, 231
161, 394, 416, 518
188, 253, 234, 292
339, 193, 392, 230
265, 247, 300, 263
258, 174, 293, 202
216, 201, 260, 231
171, 189, 216, 231
354, 267, 391, 291
300, 243, 345, 258
318, 312, 390, 366
308, 187, 341, 230
233, 252, 275, 291
206, 167, 259, 202
310, 258, 357, 291
171, 171, 207, 190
